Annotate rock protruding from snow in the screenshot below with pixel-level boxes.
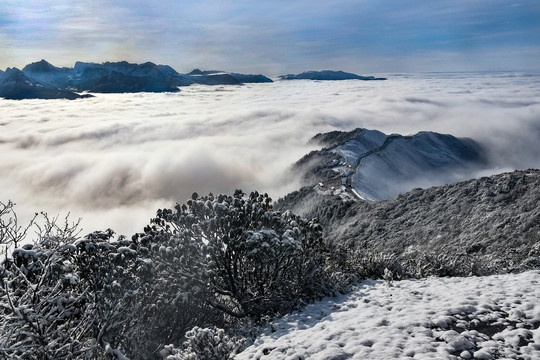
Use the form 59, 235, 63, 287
279, 70, 386, 81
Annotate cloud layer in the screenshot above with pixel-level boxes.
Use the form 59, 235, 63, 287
1, 72, 539, 235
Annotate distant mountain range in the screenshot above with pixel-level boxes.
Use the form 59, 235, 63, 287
0, 60, 272, 100
0, 67, 94, 100
0, 60, 386, 99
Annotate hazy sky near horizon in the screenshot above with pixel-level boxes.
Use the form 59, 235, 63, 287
1, 0, 539, 74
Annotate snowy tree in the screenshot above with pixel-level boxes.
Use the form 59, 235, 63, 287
0, 201, 36, 260
0, 192, 339, 359
0, 217, 138, 359
161, 326, 244, 360
142, 190, 332, 323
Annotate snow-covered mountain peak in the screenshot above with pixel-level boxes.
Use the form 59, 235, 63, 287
296, 128, 484, 201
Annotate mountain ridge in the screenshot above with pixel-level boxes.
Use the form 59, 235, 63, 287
277, 168, 540, 275
0, 59, 274, 99
0, 67, 93, 100
279, 69, 386, 81
294, 128, 485, 201
0, 60, 386, 99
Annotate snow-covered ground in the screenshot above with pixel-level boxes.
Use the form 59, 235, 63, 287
237, 271, 540, 360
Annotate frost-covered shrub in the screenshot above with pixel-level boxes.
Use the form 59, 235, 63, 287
113, 190, 337, 358
142, 190, 333, 322
346, 251, 404, 280
161, 326, 244, 360
400, 252, 505, 278
0, 222, 138, 359
343, 249, 507, 281
0, 200, 36, 260
0, 192, 340, 360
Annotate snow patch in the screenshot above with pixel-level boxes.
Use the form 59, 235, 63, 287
237, 271, 540, 360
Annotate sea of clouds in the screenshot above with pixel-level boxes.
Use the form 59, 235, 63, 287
1, 72, 539, 236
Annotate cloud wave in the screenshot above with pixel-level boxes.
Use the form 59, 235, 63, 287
1, 73, 539, 235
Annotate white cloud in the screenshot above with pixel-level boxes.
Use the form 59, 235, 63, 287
0, 73, 539, 235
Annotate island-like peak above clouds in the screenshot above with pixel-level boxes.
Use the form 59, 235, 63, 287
0, 60, 274, 100
293, 127, 484, 202
279, 70, 386, 81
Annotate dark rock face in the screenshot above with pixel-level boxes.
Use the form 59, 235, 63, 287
188, 73, 241, 85
22, 60, 74, 89
70, 61, 181, 93
0, 67, 92, 100
279, 70, 386, 81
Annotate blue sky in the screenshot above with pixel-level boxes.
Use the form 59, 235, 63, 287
1, 0, 539, 74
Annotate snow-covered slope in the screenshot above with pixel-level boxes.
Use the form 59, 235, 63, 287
295, 128, 484, 201
278, 169, 540, 275
237, 271, 540, 360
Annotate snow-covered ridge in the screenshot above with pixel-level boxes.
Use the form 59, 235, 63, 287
237, 271, 540, 360
296, 128, 484, 201
278, 169, 540, 275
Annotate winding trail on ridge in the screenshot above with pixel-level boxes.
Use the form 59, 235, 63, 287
344, 134, 403, 188
316, 131, 404, 200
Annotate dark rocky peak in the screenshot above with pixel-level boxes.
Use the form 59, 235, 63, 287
310, 128, 368, 148
186, 69, 272, 84
73, 61, 178, 79
187, 69, 223, 76
73, 61, 102, 73
22, 59, 59, 73
1, 67, 32, 84
0, 67, 91, 100
129, 61, 179, 77
153, 63, 179, 76
188, 68, 204, 75
230, 73, 273, 83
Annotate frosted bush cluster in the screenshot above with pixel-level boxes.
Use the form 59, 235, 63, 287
161, 326, 244, 360
0, 191, 338, 359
